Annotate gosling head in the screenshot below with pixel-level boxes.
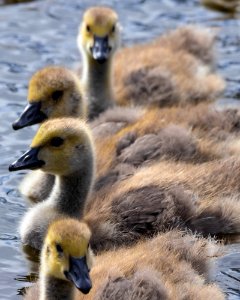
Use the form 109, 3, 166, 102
78, 6, 120, 64
42, 218, 93, 294
9, 118, 94, 176
12, 66, 86, 130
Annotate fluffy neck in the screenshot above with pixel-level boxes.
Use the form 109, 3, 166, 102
40, 274, 74, 300
49, 154, 94, 218
81, 50, 115, 119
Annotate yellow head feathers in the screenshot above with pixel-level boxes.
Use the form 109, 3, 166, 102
10, 117, 95, 175
46, 218, 91, 258
42, 218, 93, 288
12, 66, 86, 131
82, 6, 118, 37
31, 118, 91, 148
28, 66, 79, 103
78, 6, 120, 62
30, 118, 94, 176
27, 66, 86, 121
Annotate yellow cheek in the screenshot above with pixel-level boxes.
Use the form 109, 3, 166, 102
50, 102, 66, 118
108, 36, 116, 49
80, 27, 93, 44
40, 152, 70, 174
49, 256, 69, 280
40, 99, 54, 114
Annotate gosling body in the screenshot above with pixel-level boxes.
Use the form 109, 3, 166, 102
10, 118, 240, 254
14, 64, 234, 205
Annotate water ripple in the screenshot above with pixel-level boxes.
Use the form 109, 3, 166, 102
0, 0, 239, 299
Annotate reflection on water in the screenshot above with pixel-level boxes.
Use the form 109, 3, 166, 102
0, 0, 35, 6
15, 273, 38, 296
202, 0, 240, 15
0, 0, 239, 299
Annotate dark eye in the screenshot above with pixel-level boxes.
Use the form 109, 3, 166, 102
50, 137, 64, 147
111, 25, 115, 33
52, 90, 63, 102
56, 243, 63, 253
86, 25, 91, 33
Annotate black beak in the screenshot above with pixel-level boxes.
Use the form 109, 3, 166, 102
91, 36, 111, 64
64, 256, 92, 295
9, 147, 45, 172
12, 102, 47, 130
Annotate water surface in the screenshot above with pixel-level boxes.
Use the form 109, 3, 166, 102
0, 0, 239, 299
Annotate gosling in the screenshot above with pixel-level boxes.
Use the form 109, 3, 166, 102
78, 6, 225, 118
25, 218, 224, 300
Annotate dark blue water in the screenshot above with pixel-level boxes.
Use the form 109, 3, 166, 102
0, 0, 239, 299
